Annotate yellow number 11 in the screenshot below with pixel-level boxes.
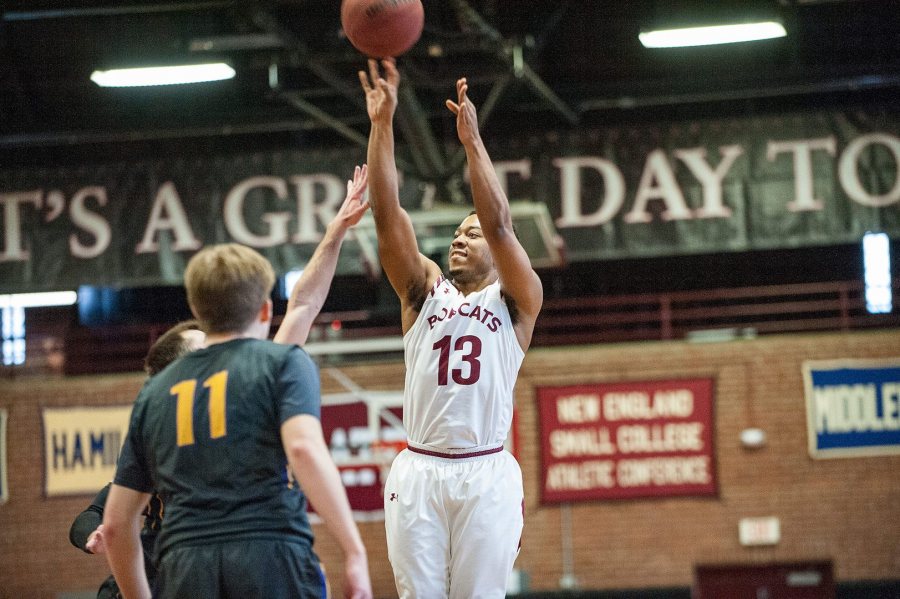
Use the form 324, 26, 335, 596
170, 370, 229, 446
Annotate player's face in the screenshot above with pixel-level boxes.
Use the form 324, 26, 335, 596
448, 214, 494, 283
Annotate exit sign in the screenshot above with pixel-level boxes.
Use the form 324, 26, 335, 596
738, 516, 781, 546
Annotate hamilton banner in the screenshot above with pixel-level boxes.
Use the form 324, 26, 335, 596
537, 378, 717, 503
1, 107, 898, 292
43, 405, 132, 497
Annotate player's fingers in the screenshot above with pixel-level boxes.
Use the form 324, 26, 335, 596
446, 99, 459, 114
358, 71, 371, 93
382, 58, 399, 83
368, 59, 380, 87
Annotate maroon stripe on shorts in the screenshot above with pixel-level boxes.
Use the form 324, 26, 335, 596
407, 445, 503, 459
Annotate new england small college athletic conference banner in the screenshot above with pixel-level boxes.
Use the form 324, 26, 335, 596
537, 378, 717, 503
803, 359, 900, 458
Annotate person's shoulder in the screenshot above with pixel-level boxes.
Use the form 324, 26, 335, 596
247, 338, 304, 355
135, 373, 166, 402
485, 278, 506, 299
248, 339, 315, 365
431, 273, 457, 295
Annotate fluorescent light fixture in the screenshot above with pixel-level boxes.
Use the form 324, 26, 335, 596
0, 291, 77, 309
90, 63, 235, 87
639, 21, 786, 48
863, 232, 892, 314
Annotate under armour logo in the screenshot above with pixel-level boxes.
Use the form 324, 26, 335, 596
389, 493, 398, 502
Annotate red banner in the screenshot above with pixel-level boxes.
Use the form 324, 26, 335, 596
537, 378, 717, 503
307, 398, 405, 521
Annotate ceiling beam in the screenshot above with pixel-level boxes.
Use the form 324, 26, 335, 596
250, 9, 367, 111
578, 72, 900, 111
449, 0, 580, 126
2, 1, 236, 21
252, 9, 443, 182
395, 77, 449, 181
0, 119, 334, 148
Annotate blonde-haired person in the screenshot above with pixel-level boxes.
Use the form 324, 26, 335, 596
103, 187, 372, 598
71, 165, 368, 599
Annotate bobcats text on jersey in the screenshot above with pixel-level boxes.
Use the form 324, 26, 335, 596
426, 301, 503, 331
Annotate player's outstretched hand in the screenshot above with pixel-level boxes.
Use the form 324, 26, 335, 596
445, 77, 481, 148
359, 58, 399, 125
334, 164, 369, 230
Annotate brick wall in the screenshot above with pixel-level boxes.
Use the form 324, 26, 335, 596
1, 330, 899, 598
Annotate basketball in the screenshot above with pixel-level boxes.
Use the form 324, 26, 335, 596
341, 0, 424, 58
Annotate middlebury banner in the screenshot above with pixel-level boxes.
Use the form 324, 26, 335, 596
803, 359, 900, 459
1, 107, 898, 293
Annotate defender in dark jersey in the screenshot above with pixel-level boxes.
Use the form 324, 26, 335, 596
103, 243, 372, 599
69, 320, 201, 599
70, 482, 164, 599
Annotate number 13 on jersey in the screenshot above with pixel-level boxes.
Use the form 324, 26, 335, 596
433, 335, 482, 385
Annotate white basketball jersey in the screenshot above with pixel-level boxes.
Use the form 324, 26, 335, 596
402, 276, 525, 449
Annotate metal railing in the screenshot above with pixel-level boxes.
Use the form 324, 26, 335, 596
3, 279, 898, 378
533, 279, 900, 346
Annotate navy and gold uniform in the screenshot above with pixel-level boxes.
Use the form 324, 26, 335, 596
114, 338, 326, 598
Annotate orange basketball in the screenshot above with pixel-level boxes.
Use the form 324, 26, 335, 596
341, 0, 424, 58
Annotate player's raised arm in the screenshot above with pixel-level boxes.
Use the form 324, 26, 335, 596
447, 77, 543, 347
360, 59, 439, 327
273, 165, 369, 346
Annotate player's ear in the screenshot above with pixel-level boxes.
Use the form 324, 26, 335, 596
259, 299, 273, 323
